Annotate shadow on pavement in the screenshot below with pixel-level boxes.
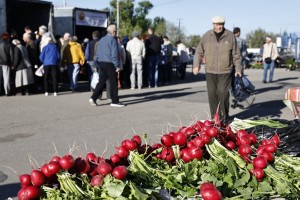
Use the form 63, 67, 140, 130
231, 100, 287, 119
0, 183, 19, 200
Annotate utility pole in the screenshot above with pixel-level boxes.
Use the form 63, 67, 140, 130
63, 0, 66, 7
177, 18, 182, 40
117, 0, 119, 36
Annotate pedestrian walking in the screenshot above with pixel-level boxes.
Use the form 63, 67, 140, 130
262, 36, 278, 83
233, 27, 247, 74
126, 31, 146, 90
193, 16, 242, 123
85, 31, 100, 84
89, 24, 125, 107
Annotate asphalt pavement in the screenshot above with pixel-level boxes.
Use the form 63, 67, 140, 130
0, 67, 299, 199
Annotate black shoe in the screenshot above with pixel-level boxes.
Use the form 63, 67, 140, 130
263, 80, 266, 83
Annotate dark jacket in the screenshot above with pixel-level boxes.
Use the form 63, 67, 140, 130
13, 46, 27, 71
145, 34, 161, 57
0, 39, 14, 66
85, 39, 99, 61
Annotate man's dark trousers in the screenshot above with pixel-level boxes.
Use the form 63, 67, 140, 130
91, 62, 119, 104
206, 73, 232, 120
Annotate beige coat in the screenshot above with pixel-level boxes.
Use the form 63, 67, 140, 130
193, 29, 242, 74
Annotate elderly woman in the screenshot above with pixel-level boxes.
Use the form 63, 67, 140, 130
12, 39, 34, 95
39, 36, 60, 96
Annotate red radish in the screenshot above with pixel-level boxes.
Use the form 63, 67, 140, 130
116, 146, 129, 158
173, 132, 187, 146
180, 148, 192, 163
186, 141, 195, 148
156, 153, 162, 159
238, 144, 253, 156
236, 130, 248, 138
200, 182, 216, 191
256, 145, 266, 155
76, 159, 91, 174
252, 168, 265, 180
19, 174, 31, 187
124, 140, 138, 151
189, 146, 203, 160
184, 127, 196, 136
18, 185, 40, 200
59, 155, 75, 170
121, 139, 129, 146
97, 162, 112, 176
112, 166, 128, 180
201, 135, 211, 144
225, 141, 236, 150
161, 134, 174, 147
203, 120, 212, 127
264, 143, 277, 153
161, 148, 175, 162
47, 161, 61, 175
132, 135, 142, 146
168, 131, 176, 138
241, 154, 251, 163
248, 134, 257, 144
201, 188, 222, 200
271, 134, 280, 146
151, 143, 163, 150
41, 164, 52, 178
239, 135, 252, 145
30, 170, 45, 187
193, 137, 205, 148
260, 151, 274, 163
51, 156, 60, 162
89, 164, 98, 177
253, 156, 268, 169
261, 139, 272, 146
207, 127, 218, 138
86, 152, 97, 162
110, 154, 121, 165
91, 175, 104, 187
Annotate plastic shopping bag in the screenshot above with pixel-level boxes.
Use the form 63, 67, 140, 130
91, 71, 99, 90
35, 65, 44, 77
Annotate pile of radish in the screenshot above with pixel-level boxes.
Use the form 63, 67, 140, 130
15, 117, 300, 200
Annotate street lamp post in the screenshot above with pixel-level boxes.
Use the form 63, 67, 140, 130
117, 0, 119, 36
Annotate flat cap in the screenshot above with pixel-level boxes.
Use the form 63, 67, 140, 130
212, 16, 225, 24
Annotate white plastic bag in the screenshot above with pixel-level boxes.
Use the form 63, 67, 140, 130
91, 71, 99, 90
35, 65, 44, 77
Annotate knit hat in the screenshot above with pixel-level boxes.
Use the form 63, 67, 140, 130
212, 16, 225, 24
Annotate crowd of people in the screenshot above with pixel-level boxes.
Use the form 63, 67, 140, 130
0, 24, 194, 99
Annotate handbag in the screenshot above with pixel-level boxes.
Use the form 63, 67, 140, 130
264, 44, 273, 64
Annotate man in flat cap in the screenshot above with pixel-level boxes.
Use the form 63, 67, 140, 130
193, 16, 242, 123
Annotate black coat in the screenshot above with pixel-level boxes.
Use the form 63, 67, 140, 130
0, 39, 14, 66
13, 47, 27, 71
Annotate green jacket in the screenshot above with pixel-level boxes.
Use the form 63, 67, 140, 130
193, 29, 242, 74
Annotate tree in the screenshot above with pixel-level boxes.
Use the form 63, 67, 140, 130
187, 35, 201, 48
109, 0, 153, 37
246, 28, 279, 48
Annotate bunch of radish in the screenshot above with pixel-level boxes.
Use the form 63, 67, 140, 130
17, 135, 144, 200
